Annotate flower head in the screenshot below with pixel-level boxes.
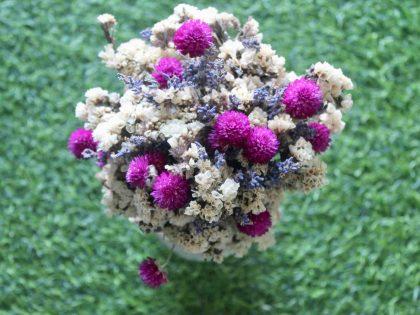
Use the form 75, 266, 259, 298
126, 152, 167, 188
283, 78, 323, 119
307, 122, 331, 153
152, 57, 183, 88
237, 210, 272, 237
212, 110, 251, 149
151, 172, 191, 210
243, 127, 279, 164
68, 128, 98, 159
145, 151, 167, 173
139, 257, 168, 288
173, 19, 213, 57
126, 156, 149, 188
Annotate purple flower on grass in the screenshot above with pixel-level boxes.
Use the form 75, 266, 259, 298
139, 257, 168, 288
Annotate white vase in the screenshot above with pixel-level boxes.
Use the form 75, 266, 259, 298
156, 233, 207, 261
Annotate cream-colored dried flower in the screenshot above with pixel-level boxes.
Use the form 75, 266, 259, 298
248, 107, 268, 126
242, 17, 260, 38
319, 103, 345, 133
219, 178, 240, 202
97, 14, 117, 27
313, 61, 353, 98
289, 137, 315, 162
75, 102, 88, 121
340, 94, 353, 112
85, 87, 109, 106
268, 113, 295, 134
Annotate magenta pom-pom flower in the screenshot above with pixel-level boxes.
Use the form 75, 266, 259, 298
237, 210, 272, 237
139, 257, 168, 288
145, 151, 167, 172
212, 110, 251, 149
126, 152, 167, 188
173, 19, 213, 57
126, 155, 150, 188
283, 78, 323, 119
243, 127, 279, 164
152, 57, 183, 88
307, 122, 331, 153
68, 128, 98, 159
151, 172, 191, 210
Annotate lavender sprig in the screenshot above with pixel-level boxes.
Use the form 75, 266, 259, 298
264, 157, 300, 187
139, 28, 152, 42
117, 74, 143, 94
194, 141, 209, 160
242, 37, 261, 50
235, 168, 264, 189
229, 94, 241, 109
197, 104, 217, 123
214, 150, 226, 169
233, 208, 251, 226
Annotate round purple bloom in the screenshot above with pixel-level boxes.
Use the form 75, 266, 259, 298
126, 152, 168, 188
173, 19, 213, 57
237, 210, 272, 237
68, 128, 98, 159
283, 78, 323, 119
213, 110, 251, 149
139, 257, 168, 288
307, 122, 331, 153
145, 151, 167, 173
151, 172, 191, 211
243, 127, 279, 164
126, 155, 149, 188
152, 57, 183, 88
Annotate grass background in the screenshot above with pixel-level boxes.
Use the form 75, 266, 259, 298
1, 0, 419, 314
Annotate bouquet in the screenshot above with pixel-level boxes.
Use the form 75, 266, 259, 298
68, 4, 353, 288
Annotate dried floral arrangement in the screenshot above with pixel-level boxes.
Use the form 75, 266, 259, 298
68, 4, 353, 287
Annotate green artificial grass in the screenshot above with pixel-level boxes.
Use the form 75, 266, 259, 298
1, 0, 419, 314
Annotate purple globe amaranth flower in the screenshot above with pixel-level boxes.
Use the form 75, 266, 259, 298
237, 210, 272, 237
173, 19, 213, 57
213, 110, 251, 149
152, 57, 183, 88
307, 122, 331, 153
243, 127, 279, 164
151, 172, 191, 211
145, 151, 167, 173
126, 152, 168, 188
283, 78, 323, 119
126, 155, 149, 188
68, 128, 98, 159
139, 257, 168, 288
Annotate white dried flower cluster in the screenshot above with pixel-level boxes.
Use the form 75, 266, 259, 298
70, 5, 354, 263
97, 13, 116, 26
